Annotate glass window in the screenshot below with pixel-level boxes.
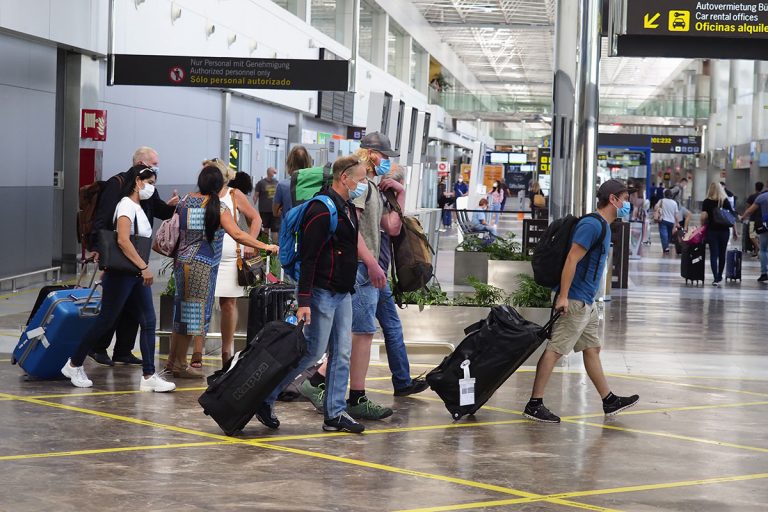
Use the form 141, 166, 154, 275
311, 0, 338, 42
411, 42, 427, 92
359, 0, 374, 62
387, 21, 406, 80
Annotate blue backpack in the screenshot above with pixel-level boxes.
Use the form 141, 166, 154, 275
279, 195, 338, 282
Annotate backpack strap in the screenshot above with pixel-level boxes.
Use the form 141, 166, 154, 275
312, 195, 338, 234
579, 213, 608, 281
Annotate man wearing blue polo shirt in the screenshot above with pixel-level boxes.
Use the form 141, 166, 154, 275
523, 179, 640, 423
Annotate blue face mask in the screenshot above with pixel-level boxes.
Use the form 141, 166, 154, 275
617, 200, 631, 217
348, 181, 368, 200
375, 158, 391, 176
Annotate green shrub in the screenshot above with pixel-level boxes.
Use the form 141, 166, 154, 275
509, 275, 552, 308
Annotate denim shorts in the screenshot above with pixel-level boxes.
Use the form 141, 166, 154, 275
351, 262, 379, 334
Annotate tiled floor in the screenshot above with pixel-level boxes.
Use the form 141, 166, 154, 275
1, 217, 767, 511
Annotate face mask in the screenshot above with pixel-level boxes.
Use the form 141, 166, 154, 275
617, 200, 630, 217
348, 181, 368, 200
458, 178, 464, 183
139, 182, 155, 200
375, 158, 391, 176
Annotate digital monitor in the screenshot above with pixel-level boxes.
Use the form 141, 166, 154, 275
489, 152, 509, 164
508, 153, 527, 164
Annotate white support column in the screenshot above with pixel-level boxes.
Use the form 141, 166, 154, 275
371, 11, 388, 70
397, 34, 412, 84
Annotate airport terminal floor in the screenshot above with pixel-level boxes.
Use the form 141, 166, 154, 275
1, 216, 767, 512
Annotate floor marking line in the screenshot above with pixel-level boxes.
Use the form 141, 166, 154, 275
568, 420, 768, 454
393, 472, 768, 512
560, 400, 768, 421
0, 392, 613, 512
604, 373, 768, 398
0, 386, 208, 401
0, 441, 233, 462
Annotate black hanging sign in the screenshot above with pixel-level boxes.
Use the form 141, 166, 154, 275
108, 54, 349, 91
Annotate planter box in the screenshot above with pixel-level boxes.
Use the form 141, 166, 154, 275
158, 295, 250, 354
453, 250, 489, 285
487, 260, 534, 291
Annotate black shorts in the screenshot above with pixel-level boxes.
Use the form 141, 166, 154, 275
260, 212, 275, 230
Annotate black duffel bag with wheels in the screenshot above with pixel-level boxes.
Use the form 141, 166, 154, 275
426, 305, 559, 421
199, 320, 307, 435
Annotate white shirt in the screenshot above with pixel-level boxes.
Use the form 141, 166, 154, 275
113, 197, 153, 237
658, 198, 679, 224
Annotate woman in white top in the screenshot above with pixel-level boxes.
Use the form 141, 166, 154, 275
654, 189, 681, 254
208, 159, 262, 368
62, 166, 175, 392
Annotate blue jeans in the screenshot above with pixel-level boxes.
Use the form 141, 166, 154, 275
706, 229, 730, 282
491, 203, 501, 224
659, 220, 674, 251
376, 282, 412, 391
266, 288, 352, 419
760, 232, 768, 275
72, 271, 156, 375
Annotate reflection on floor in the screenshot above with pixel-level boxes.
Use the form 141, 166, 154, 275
1, 215, 767, 511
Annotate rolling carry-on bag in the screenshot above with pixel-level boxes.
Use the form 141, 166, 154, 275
681, 242, 706, 286
246, 283, 296, 343
12, 272, 102, 379
199, 320, 307, 435
24, 260, 97, 326
725, 248, 742, 282
426, 305, 559, 420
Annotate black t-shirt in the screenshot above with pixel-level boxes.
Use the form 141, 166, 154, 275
701, 198, 734, 232
747, 192, 765, 222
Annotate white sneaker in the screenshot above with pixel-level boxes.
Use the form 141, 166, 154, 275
61, 359, 93, 388
140, 373, 177, 393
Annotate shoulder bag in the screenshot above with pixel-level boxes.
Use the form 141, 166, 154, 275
711, 200, 736, 229
232, 190, 265, 287
97, 214, 152, 274
152, 194, 187, 257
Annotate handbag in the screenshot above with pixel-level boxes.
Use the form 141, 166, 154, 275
152, 194, 187, 257
683, 225, 707, 245
711, 201, 736, 229
97, 215, 152, 274
231, 190, 265, 287
533, 193, 546, 208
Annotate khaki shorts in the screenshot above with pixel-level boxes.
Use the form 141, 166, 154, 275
749, 221, 758, 239
547, 300, 601, 355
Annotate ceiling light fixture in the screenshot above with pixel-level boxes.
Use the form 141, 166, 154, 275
170, 3, 182, 24
228, 34, 237, 47
206, 23, 216, 38
134, 0, 146, 8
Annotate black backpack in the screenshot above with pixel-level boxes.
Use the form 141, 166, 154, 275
532, 213, 607, 288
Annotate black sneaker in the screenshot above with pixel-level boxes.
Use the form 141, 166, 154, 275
394, 376, 430, 397
112, 354, 143, 365
323, 412, 365, 433
758, 274, 768, 283
523, 403, 561, 423
255, 402, 280, 430
603, 394, 639, 416
88, 350, 114, 367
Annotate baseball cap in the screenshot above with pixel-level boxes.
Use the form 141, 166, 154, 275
360, 132, 400, 158
597, 179, 628, 201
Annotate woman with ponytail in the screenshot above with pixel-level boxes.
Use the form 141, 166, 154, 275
166, 165, 278, 377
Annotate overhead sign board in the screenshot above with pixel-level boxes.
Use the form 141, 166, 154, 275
626, 0, 768, 39
108, 54, 349, 91
599, 133, 702, 154
537, 147, 551, 175
611, 0, 768, 59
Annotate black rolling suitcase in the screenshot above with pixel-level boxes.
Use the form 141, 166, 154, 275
426, 305, 559, 420
199, 320, 308, 435
681, 242, 705, 286
725, 248, 742, 282
246, 283, 296, 343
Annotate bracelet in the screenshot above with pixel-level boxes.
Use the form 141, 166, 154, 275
140, 266, 149, 271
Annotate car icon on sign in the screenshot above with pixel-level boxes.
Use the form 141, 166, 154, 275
673, 19, 686, 29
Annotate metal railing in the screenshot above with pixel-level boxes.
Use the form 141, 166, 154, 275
0, 267, 61, 293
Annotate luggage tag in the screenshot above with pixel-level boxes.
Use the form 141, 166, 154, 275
225, 351, 243, 374
459, 360, 475, 407
25, 327, 50, 349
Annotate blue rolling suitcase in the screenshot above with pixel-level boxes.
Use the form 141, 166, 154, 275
725, 249, 742, 282
12, 280, 101, 379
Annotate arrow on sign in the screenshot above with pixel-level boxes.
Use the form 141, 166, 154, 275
644, 12, 660, 29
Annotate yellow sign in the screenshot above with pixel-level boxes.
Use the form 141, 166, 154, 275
669, 10, 690, 31
483, 165, 504, 190
460, 163, 472, 183
644, 12, 660, 29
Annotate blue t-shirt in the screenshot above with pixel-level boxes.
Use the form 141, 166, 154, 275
560, 215, 609, 305
755, 191, 768, 220
454, 182, 468, 197
273, 180, 293, 214
471, 210, 487, 225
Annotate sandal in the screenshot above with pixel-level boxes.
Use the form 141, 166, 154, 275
190, 352, 203, 369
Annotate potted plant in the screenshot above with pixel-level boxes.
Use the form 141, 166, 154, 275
454, 234, 534, 288
508, 274, 554, 326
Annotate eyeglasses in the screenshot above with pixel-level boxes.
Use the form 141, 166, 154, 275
341, 159, 361, 174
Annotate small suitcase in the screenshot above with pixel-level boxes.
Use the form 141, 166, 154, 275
246, 283, 296, 343
12, 282, 102, 379
199, 320, 307, 435
681, 242, 706, 286
24, 260, 97, 326
726, 248, 742, 281
426, 305, 559, 420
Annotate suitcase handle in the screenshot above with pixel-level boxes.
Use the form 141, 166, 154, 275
538, 308, 561, 340
75, 258, 100, 288
78, 280, 102, 318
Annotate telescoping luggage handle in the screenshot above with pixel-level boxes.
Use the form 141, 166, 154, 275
538, 307, 561, 341
76, 257, 102, 318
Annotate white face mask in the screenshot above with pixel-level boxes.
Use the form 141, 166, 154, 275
139, 182, 155, 200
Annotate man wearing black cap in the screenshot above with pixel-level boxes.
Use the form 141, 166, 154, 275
524, 179, 640, 423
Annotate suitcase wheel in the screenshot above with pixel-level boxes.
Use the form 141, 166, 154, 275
452, 411, 463, 421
